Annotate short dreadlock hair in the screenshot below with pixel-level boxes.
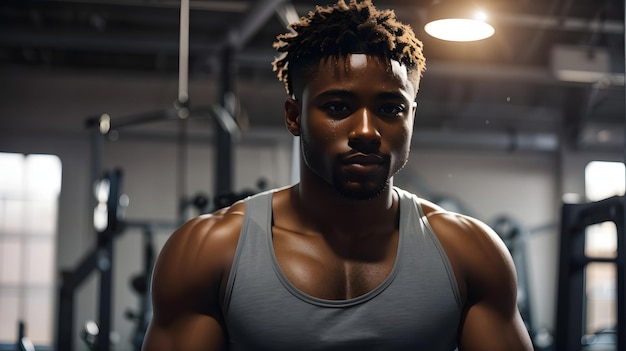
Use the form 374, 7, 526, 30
272, 0, 426, 98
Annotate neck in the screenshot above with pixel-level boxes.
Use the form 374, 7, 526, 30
290, 169, 398, 238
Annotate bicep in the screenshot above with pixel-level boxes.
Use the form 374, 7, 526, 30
456, 217, 533, 351
142, 313, 226, 351
142, 265, 227, 351
141, 215, 240, 351
459, 301, 532, 351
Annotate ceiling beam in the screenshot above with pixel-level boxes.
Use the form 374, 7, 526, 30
224, 0, 287, 50
497, 13, 625, 35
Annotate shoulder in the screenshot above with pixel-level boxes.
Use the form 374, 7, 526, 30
151, 201, 247, 312
159, 200, 247, 270
418, 197, 509, 262
423, 200, 509, 261
407, 194, 532, 349
418, 197, 517, 304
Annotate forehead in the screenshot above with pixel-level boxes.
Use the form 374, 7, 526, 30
307, 54, 416, 97
323, 54, 407, 77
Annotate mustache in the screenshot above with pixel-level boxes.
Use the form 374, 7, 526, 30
339, 151, 387, 164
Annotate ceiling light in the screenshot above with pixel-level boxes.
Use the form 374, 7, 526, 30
424, 3, 495, 42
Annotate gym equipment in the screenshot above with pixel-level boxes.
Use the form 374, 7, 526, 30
57, 168, 177, 351
62, 1, 290, 349
80, 320, 99, 350
582, 327, 617, 351
57, 169, 126, 351
213, 177, 270, 210
178, 192, 211, 224
555, 195, 625, 351
491, 216, 534, 335
79, 320, 120, 351
16, 321, 35, 351
560, 5, 626, 350
124, 223, 156, 351
491, 216, 560, 351
83, 0, 242, 227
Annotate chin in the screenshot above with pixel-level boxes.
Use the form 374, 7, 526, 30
335, 180, 389, 201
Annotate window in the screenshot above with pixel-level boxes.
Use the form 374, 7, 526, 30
0, 153, 61, 347
584, 161, 623, 335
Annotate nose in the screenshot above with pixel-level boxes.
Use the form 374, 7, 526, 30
348, 108, 381, 151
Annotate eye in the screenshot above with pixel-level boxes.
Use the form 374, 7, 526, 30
379, 104, 405, 116
321, 102, 351, 116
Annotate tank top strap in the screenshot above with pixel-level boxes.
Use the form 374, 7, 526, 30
394, 187, 462, 309
222, 190, 274, 315
244, 189, 274, 229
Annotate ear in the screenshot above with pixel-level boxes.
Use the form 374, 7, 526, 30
284, 97, 301, 136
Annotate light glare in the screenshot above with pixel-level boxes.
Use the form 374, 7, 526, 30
94, 179, 110, 203
424, 18, 495, 42
474, 11, 488, 21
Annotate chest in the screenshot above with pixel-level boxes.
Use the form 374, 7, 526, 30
271, 226, 399, 300
224, 220, 461, 351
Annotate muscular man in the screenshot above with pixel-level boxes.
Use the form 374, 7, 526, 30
142, 1, 534, 350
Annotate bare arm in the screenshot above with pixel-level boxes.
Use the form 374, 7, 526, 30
457, 217, 533, 351
142, 205, 244, 351
426, 208, 533, 351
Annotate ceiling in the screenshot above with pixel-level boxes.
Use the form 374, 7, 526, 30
1, 0, 624, 152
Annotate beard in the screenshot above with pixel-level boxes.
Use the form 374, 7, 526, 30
300, 136, 409, 201
334, 176, 389, 200
331, 157, 392, 201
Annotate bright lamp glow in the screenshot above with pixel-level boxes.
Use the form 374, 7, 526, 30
474, 10, 488, 22
425, 9, 495, 42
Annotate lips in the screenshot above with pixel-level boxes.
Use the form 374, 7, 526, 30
342, 153, 384, 165
341, 153, 385, 174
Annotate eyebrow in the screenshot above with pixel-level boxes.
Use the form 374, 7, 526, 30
315, 89, 409, 101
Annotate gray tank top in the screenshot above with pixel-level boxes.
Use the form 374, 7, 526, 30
222, 187, 461, 351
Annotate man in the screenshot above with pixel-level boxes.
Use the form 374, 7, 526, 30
142, 1, 534, 350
